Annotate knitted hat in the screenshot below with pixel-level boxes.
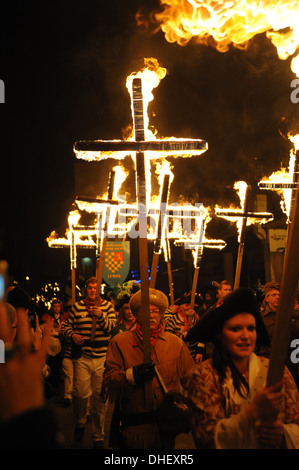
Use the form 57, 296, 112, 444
186, 287, 269, 346
130, 288, 169, 316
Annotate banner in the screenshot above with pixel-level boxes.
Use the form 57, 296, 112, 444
268, 229, 287, 253
102, 241, 130, 287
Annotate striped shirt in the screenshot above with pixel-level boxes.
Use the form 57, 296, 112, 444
163, 309, 204, 359
59, 321, 72, 359
61, 298, 116, 359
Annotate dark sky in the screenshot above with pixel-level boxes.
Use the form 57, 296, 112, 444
1, 0, 299, 290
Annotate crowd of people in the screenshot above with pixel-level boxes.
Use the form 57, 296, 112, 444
0, 274, 299, 450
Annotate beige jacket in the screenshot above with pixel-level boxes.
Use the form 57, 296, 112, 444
103, 329, 195, 415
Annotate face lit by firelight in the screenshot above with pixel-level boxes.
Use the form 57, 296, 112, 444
86, 282, 97, 302
220, 313, 257, 363
136, 304, 162, 331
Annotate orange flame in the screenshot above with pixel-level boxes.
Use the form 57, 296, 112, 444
153, 0, 299, 76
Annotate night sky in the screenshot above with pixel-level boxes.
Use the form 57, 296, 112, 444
1, 1, 299, 293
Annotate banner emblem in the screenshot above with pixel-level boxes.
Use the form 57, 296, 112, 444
103, 241, 130, 287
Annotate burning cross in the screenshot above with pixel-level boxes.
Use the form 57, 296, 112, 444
72, 64, 208, 408
215, 181, 273, 289
258, 149, 299, 226
74, 63, 208, 279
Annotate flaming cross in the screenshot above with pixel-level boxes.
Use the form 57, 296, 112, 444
258, 145, 299, 226
173, 204, 226, 313
73, 60, 208, 278
73, 63, 208, 408
215, 181, 274, 289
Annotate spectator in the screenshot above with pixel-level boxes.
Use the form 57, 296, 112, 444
216, 280, 232, 306
0, 301, 62, 449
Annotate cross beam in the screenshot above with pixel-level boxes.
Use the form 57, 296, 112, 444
74, 139, 207, 154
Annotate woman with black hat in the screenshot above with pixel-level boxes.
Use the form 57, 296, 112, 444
186, 287, 299, 449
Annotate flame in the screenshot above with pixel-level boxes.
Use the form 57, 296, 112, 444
50, 59, 210, 266
215, 181, 247, 242
75, 57, 207, 163
68, 210, 81, 228
46, 211, 97, 249
289, 133, 299, 151
153, 0, 299, 76
126, 57, 167, 142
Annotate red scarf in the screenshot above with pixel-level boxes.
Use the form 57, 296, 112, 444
133, 321, 163, 346
84, 297, 101, 313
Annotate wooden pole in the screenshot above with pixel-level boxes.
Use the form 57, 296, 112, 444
149, 174, 170, 289
234, 185, 251, 290
166, 243, 175, 306
95, 171, 115, 295
286, 150, 299, 241
71, 269, 76, 305
188, 246, 203, 328
190, 267, 199, 311
266, 185, 299, 387
91, 171, 115, 343
70, 231, 76, 305
149, 253, 159, 288
132, 77, 152, 409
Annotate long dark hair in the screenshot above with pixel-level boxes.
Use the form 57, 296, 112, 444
212, 340, 250, 399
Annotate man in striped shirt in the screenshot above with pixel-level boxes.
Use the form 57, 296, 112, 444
61, 277, 116, 448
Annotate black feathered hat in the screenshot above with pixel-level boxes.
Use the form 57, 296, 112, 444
186, 287, 269, 346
